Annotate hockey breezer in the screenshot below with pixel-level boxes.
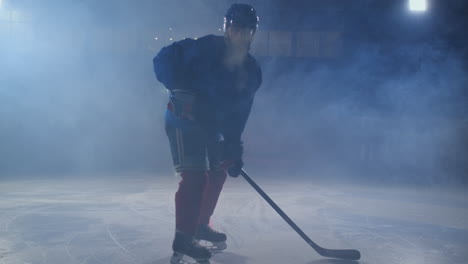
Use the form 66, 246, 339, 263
241, 169, 361, 261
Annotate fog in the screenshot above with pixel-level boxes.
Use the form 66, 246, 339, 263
1, 0, 467, 185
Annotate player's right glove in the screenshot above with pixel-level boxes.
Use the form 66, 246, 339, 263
227, 159, 244, 178
220, 141, 244, 177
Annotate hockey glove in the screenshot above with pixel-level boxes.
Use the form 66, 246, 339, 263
221, 141, 244, 177
227, 159, 244, 178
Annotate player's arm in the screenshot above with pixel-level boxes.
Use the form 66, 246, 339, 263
223, 98, 254, 146
153, 38, 197, 91
222, 65, 262, 176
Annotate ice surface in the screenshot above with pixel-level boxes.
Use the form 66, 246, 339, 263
0, 174, 467, 264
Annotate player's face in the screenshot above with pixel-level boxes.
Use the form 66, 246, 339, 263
227, 26, 255, 49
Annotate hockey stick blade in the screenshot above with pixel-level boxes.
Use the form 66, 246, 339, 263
318, 248, 361, 261
241, 169, 361, 261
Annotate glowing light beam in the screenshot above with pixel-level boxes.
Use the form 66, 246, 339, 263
409, 0, 427, 12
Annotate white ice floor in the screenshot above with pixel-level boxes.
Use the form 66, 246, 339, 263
0, 173, 467, 264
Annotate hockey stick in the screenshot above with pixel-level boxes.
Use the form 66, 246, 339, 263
240, 169, 361, 261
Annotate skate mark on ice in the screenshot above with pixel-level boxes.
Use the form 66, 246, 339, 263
122, 187, 174, 225
65, 232, 108, 264
211, 251, 249, 264
23, 240, 48, 264
361, 214, 427, 263
4, 205, 55, 233
216, 216, 243, 249
65, 232, 90, 264
124, 201, 172, 224
361, 215, 387, 263
1, 205, 56, 264
247, 198, 261, 233
106, 224, 142, 264
106, 224, 128, 253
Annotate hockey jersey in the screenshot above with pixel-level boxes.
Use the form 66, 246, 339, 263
153, 35, 262, 144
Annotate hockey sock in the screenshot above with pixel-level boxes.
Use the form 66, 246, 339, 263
175, 171, 208, 236
198, 169, 227, 225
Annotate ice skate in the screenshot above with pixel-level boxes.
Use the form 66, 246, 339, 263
195, 224, 227, 253
170, 231, 211, 264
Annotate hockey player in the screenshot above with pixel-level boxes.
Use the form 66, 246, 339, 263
153, 3, 262, 264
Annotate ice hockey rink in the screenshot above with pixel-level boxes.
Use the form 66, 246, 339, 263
2, 0, 468, 263
0, 173, 466, 264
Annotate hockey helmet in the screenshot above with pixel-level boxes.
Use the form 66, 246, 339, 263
224, 3, 259, 32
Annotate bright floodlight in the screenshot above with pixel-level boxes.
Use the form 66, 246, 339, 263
409, 0, 427, 12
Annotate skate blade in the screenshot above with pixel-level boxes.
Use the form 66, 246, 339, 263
197, 240, 227, 253
170, 252, 210, 264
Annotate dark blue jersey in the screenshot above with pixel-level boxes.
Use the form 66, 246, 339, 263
153, 35, 262, 144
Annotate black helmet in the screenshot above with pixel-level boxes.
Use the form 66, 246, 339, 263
224, 3, 259, 32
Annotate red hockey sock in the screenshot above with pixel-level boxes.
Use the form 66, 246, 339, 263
175, 171, 208, 236
198, 169, 228, 225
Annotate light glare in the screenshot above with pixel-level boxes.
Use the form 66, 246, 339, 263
409, 0, 427, 11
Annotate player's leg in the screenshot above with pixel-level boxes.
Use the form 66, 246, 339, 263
195, 143, 229, 251
166, 119, 212, 263
197, 170, 228, 251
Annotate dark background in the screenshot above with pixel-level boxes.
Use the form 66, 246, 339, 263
1, 0, 467, 185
